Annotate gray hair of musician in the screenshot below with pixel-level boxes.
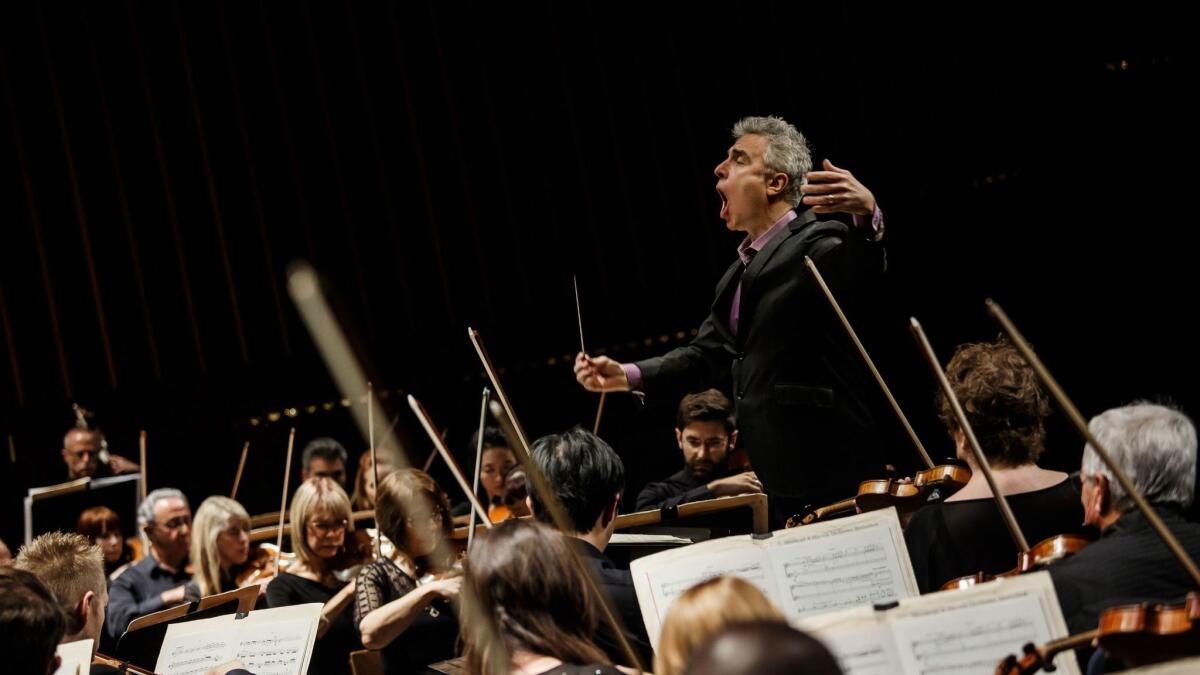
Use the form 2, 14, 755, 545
1082, 402, 1197, 512
137, 488, 189, 536
731, 115, 812, 207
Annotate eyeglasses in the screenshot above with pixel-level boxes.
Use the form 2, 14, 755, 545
308, 519, 349, 535
156, 515, 191, 530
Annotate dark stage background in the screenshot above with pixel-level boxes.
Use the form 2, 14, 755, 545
2, 1, 1196, 546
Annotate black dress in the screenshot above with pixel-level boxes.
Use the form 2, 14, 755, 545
266, 572, 359, 675
904, 475, 1095, 593
354, 559, 459, 675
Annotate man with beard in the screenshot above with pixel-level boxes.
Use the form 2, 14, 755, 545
636, 389, 761, 512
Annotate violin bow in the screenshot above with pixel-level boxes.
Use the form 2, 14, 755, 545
275, 428, 296, 574
230, 441, 250, 500
468, 387, 491, 549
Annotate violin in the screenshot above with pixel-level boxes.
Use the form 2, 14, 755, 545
940, 532, 1093, 591
789, 461, 971, 527
233, 542, 297, 588
996, 593, 1200, 673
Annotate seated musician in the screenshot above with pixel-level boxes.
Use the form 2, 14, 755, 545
355, 469, 461, 674
302, 437, 350, 489
904, 338, 1090, 593
683, 620, 843, 675
502, 466, 531, 518
14, 532, 112, 671
527, 427, 653, 667
60, 426, 138, 481
451, 425, 518, 522
655, 576, 784, 675
105, 488, 196, 642
76, 506, 133, 582
266, 478, 361, 675
1049, 402, 1200, 634
635, 389, 762, 512
0, 568, 66, 675
190, 496, 256, 597
461, 519, 629, 675
350, 449, 396, 511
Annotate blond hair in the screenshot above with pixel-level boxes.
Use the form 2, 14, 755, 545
654, 576, 785, 675
290, 477, 354, 569
14, 532, 105, 636
190, 496, 251, 596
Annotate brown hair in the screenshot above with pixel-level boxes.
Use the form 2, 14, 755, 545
461, 520, 609, 674
76, 506, 122, 539
676, 389, 736, 434
0, 568, 66, 675
14, 532, 105, 636
655, 576, 785, 675
374, 469, 451, 559
937, 337, 1051, 466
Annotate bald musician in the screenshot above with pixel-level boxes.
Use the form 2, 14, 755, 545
61, 427, 139, 481
575, 115, 887, 522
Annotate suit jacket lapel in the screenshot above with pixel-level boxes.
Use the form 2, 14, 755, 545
737, 209, 816, 336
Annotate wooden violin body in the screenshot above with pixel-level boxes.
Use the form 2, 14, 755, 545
234, 542, 297, 588
941, 533, 1092, 591
788, 462, 971, 527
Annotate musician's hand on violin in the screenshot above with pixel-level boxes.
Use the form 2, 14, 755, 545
573, 353, 630, 393
707, 471, 764, 497
424, 575, 462, 600
802, 159, 876, 217
107, 453, 140, 475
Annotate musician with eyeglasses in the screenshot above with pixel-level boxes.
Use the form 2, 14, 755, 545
266, 478, 362, 675
104, 487, 195, 642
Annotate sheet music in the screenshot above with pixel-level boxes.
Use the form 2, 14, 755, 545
156, 603, 321, 675
796, 572, 1080, 675
53, 638, 93, 675
631, 508, 916, 649
765, 511, 915, 619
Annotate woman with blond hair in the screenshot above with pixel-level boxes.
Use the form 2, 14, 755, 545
266, 477, 361, 675
654, 576, 785, 675
189, 496, 252, 597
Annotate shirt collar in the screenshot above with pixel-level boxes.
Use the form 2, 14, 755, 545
737, 209, 797, 266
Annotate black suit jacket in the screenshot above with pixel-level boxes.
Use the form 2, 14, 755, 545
570, 539, 654, 669
635, 207, 886, 505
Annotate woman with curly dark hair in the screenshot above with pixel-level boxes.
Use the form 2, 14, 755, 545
904, 337, 1093, 592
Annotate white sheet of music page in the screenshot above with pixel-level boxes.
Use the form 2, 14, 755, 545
156, 602, 321, 675
797, 572, 1079, 675
630, 508, 917, 649
53, 638, 93, 675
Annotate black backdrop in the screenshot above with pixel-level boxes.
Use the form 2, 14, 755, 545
2, 1, 1196, 546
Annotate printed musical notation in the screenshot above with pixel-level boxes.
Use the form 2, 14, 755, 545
783, 543, 888, 576
902, 611, 1040, 674
232, 622, 308, 675
656, 557, 772, 602
789, 568, 898, 612
160, 637, 230, 675
157, 617, 313, 675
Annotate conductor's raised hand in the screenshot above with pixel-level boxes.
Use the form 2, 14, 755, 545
574, 352, 631, 393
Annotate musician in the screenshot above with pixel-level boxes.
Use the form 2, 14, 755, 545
189, 496, 253, 596
904, 338, 1090, 593
355, 469, 461, 674
302, 437, 349, 489
14, 533, 108, 663
635, 389, 761, 512
0, 567, 66, 675
655, 576, 784, 675
266, 478, 360, 675
76, 506, 133, 581
451, 426, 518, 522
1049, 402, 1200, 634
61, 427, 139, 480
105, 488, 196, 642
460, 519, 627, 675
683, 620, 843, 675
575, 115, 887, 519
502, 466, 531, 518
350, 449, 396, 511
527, 427, 653, 667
